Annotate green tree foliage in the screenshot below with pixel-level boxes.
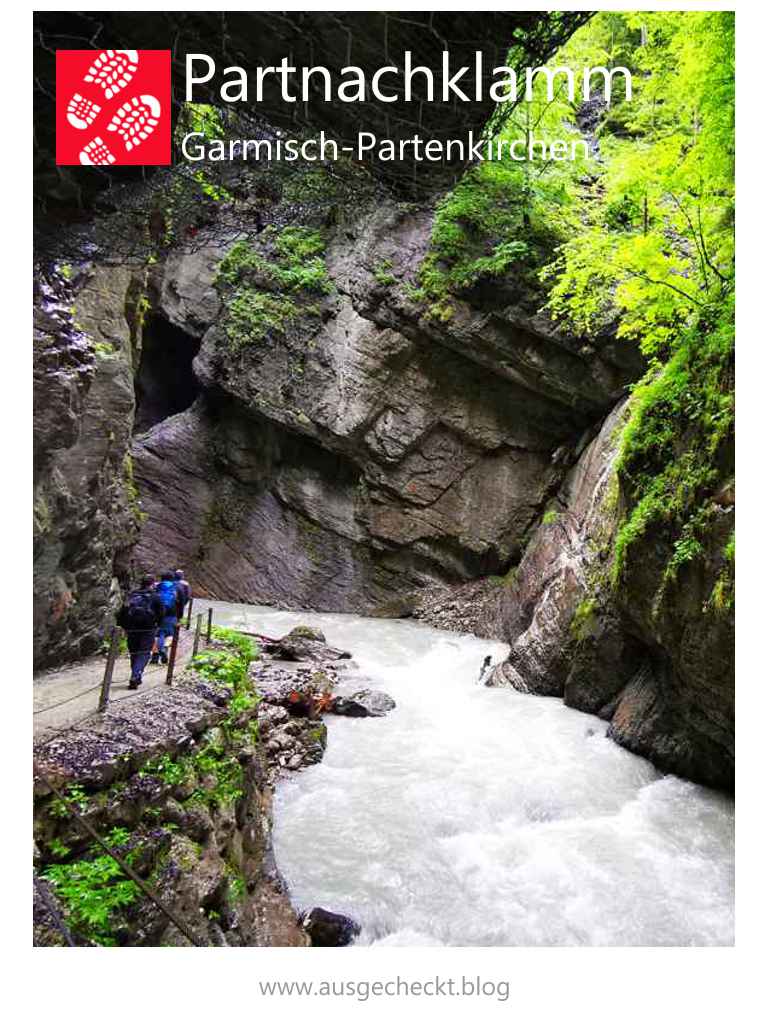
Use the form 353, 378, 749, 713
546, 12, 734, 356
415, 12, 734, 599
413, 69, 590, 319
543, 12, 734, 597
174, 102, 226, 143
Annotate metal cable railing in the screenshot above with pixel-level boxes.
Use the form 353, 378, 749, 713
34, 603, 216, 723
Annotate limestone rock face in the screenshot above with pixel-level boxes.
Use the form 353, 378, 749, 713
489, 401, 631, 699
33, 266, 143, 668
607, 491, 734, 789
487, 398, 734, 790
131, 198, 640, 613
33, 192, 732, 791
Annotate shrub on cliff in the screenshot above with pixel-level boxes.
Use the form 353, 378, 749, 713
215, 228, 332, 350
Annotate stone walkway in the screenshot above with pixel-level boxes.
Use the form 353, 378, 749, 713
33, 623, 200, 740
33, 598, 289, 740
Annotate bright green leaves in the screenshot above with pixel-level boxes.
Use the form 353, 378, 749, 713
412, 162, 534, 319
175, 102, 226, 143
274, 225, 325, 265
209, 625, 257, 663
544, 11, 735, 358
43, 828, 143, 946
217, 230, 331, 295
192, 625, 256, 690
543, 13, 734, 604
224, 290, 300, 349
191, 648, 248, 688
412, 30, 593, 319
544, 230, 619, 336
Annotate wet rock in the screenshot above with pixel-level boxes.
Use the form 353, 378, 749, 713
33, 667, 309, 948
331, 690, 396, 718
302, 907, 361, 947
33, 876, 77, 947
259, 709, 327, 778
179, 800, 215, 843
286, 625, 326, 642
371, 596, 416, 619
411, 578, 505, 639
268, 633, 352, 664
250, 662, 339, 710
34, 265, 143, 668
255, 678, 328, 779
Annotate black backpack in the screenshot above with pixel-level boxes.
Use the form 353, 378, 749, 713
118, 590, 156, 630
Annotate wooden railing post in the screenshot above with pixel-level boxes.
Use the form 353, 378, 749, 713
165, 625, 180, 686
192, 613, 202, 657
206, 607, 213, 644
99, 627, 119, 711
185, 597, 193, 630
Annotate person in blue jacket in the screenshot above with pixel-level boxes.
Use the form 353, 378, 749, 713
151, 571, 182, 665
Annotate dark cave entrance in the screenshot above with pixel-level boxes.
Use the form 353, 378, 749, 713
133, 315, 202, 433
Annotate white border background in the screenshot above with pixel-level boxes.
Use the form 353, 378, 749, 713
9, 3, 760, 1020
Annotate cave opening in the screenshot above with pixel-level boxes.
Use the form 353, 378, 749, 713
134, 315, 202, 433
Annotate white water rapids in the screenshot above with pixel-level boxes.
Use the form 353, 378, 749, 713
204, 600, 734, 946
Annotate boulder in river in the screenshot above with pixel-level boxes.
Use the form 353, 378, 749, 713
331, 689, 396, 718
302, 907, 361, 947
267, 628, 352, 664
286, 625, 326, 642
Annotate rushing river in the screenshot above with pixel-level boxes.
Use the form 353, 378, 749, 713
202, 600, 734, 946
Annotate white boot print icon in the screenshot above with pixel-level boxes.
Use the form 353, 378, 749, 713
79, 137, 116, 165
66, 50, 139, 132
107, 94, 161, 152
67, 49, 142, 162
66, 93, 101, 131
81, 49, 139, 101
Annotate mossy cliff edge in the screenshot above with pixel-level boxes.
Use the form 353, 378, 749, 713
33, 628, 320, 947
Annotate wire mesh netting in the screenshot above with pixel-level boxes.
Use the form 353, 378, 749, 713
33, 11, 590, 261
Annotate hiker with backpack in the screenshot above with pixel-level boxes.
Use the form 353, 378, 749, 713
174, 569, 191, 620
116, 574, 164, 689
152, 571, 183, 665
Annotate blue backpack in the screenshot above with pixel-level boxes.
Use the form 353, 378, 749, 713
157, 579, 178, 614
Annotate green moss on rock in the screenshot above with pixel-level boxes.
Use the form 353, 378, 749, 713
215, 228, 332, 351
570, 597, 598, 644
612, 299, 734, 595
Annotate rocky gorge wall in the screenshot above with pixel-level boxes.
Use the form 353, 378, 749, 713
129, 189, 641, 613
32, 627, 345, 947
33, 623, 396, 947
33, 265, 146, 668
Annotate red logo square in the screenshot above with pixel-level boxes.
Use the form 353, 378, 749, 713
55, 49, 171, 166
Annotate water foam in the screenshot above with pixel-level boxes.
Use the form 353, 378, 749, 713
205, 600, 734, 946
